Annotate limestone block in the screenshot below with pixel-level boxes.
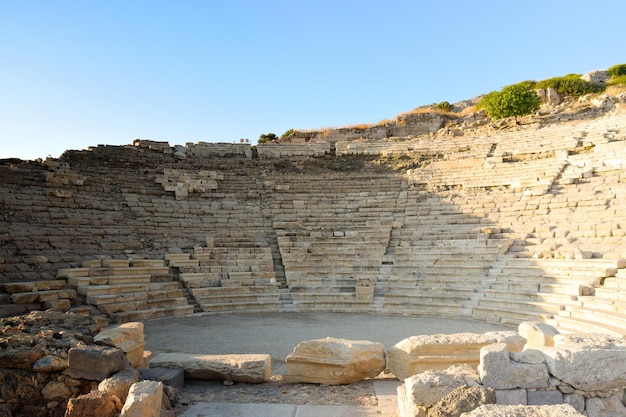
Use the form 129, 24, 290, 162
285, 337, 385, 385
518, 322, 559, 348
585, 394, 626, 417
65, 391, 122, 417
563, 393, 585, 414
139, 367, 185, 389
41, 380, 72, 402
32, 355, 68, 372
540, 334, 626, 392
98, 368, 140, 403
68, 345, 129, 381
459, 404, 584, 417
150, 353, 271, 383
495, 389, 527, 405
0, 348, 44, 370
388, 331, 525, 380
120, 380, 163, 417
478, 343, 549, 390
527, 389, 563, 405
95, 322, 145, 367
427, 385, 496, 417
403, 364, 478, 408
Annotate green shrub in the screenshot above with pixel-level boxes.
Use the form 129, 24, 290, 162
608, 74, 626, 86
535, 74, 605, 97
478, 83, 542, 121
258, 133, 278, 144
608, 63, 626, 78
280, 129, 298, 140
433, 101, 453, 112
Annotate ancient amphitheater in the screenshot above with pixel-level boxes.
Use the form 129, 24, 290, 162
2, 94, 626, 416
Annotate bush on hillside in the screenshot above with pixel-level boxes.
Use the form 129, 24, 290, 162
433, 101, 453, 112
281, 129, 298, 140
608, 63, 626, 79
477, 83, 542, 121
535, 74, 605, 97
258, 133, 278, 144
608, 75, 626, 87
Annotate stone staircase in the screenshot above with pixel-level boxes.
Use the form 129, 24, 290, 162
60, 258, 193, 322
176, 245, 282, 314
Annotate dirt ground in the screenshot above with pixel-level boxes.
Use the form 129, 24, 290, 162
143, 312, 511, 413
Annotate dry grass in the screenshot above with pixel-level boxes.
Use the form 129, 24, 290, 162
606, 84, 626, 95
398, 106, 460, 118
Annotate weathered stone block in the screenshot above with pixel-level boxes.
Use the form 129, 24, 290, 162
518, 321, 559, 348
285, 337, 385, 385
120, 380, 163, 417
478, 343, 549, 390
150, 353, 270, 383
139, 367, 184, 389
68, 345, 128, 380
585, 394, 626, 417
403, 364, 478, 408
540, 334, 626, 392
95, 322, 145, 368
460, 404, 584, 416
98, 368, 140, 403
0, 348, 44, 370
32, 355, 68, 372
427, 385, 496, 417
527, 389, 563, 405
65, 391, 122, 417
388, 331, 525, 380
495, 389, 527, 405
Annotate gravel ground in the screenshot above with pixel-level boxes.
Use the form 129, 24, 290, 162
143, 312, 511, 414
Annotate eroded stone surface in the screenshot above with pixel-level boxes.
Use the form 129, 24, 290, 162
478, 343, 549, 390
285, 337, 386, 385
459, 403, 584, 417
120, 380, 163, 417
388, 331, 525, 380
94, 322, 145, 368
150, 353, 271, 383
540, 334, 626, 392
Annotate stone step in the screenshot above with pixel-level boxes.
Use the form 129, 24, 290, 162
546, 315, 626, 337
68, 274, 152, 287
86, 287, 184, 306
109, 305, 195, 323
198, 301, 283, 313
97, 297, 190, 315
2, 280, 68, 293
472, 305, 552, 326
9, 288, 77, 304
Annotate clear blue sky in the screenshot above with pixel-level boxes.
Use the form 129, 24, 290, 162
1, 1, 624, 160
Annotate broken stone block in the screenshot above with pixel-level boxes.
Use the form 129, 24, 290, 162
120, 380, 163, 417
427, 385, 496, 417
150, 353, 270, 383
65, 391, 122, 417
460, 404, 583, 417
478, 343, 549, 390
68, 345, 128, 381
32, 355, 68, 372
518, 321, 560, 348
585, 393, 626, 417
285, 337, 385, 385
527, 389, 563, 405
495, 389, 527, 405
98, 368, 140, 404
94, 322, 145, 368
402, 364, 478, 409
388, 331, 525, 380
540, 334, 626, 392
139, 367, 185, 389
